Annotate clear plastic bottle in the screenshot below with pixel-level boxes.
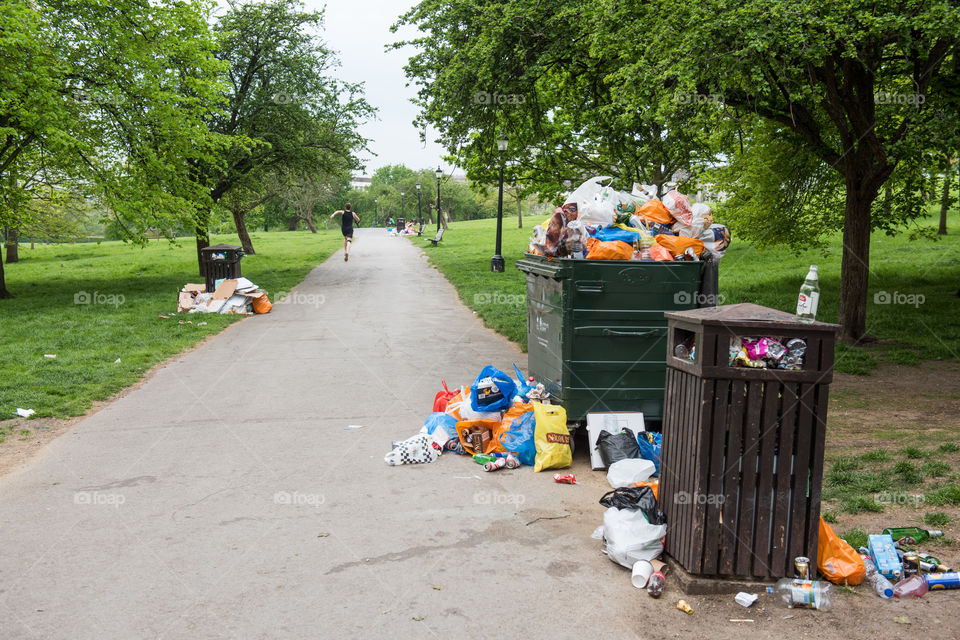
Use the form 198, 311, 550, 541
796, 265, 820, 323
646, 571, 665, 598
893, 574, 929, 598
773, 578, 832, 610
860, 554, 894, 598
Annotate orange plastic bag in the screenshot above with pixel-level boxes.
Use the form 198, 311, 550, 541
252, 294, 273, 314
654, 234, 705, 257
817, 517, 865, 585
637, 200, 673, 225
456, 419, 502, 454
633, 480, 659, 500
586, 237, 633, 261
647, 243, 674, 261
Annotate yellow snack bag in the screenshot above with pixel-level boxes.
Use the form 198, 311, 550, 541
532, 402, 572, 472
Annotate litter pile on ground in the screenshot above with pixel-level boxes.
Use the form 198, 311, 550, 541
177, 277, 272, 315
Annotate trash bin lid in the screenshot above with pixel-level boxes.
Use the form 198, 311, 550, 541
202, 243, 243, 252
664, 302, 840, 332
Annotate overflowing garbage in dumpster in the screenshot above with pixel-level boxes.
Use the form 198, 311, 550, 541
527, 177, 731, 262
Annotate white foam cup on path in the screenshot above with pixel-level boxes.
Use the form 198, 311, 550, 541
632, 560, 654, 588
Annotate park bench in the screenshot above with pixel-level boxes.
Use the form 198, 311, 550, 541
427, 228, 444, 246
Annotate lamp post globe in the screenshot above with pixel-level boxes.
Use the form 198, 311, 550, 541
400, 190, 405, 222
491, 135, 508, 272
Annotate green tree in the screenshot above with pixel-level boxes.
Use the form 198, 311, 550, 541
394, 0, 714, 203
0, 0, 227, 297
607, 0, 960, 341
192, 0, 372, 269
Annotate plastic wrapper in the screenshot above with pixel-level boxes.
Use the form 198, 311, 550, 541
586, 237, 633, 261
542, 203, 579, 257
674, 202, 714, 238
647, 243, 674, 261
653, 234, 705, 258
636, 200, 674, 225
594, 224, 641, 244
662, 190, 693, 226
699, 224, 732, 257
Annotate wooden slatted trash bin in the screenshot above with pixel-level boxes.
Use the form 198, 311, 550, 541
659, 303, 839, 580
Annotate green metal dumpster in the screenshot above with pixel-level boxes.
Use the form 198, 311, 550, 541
516, 254, 717, 428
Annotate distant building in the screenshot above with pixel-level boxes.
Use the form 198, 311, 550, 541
350, 176, 371, 190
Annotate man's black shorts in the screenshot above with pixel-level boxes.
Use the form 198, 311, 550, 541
342, 229, 353, 239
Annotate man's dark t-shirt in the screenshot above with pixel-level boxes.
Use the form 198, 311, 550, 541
341, 210, 355, 237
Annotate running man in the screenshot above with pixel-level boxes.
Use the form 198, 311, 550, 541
331, 204, 360, 261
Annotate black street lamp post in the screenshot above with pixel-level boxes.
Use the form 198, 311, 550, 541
435, 166, 443, 233
491, 134, 508, 272
401, 190, 405, 223
374, 197, 379, 227
416, 181, 422, 228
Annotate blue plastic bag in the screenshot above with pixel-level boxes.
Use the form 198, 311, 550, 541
594, 226, 641, 244
499, 411, 536, 467
513, 364, 534, 402
636, 432, 662, 477
469, 365, 518, 413
424, 412, 457, 440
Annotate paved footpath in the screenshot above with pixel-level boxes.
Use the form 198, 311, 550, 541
0, 230, 647, 640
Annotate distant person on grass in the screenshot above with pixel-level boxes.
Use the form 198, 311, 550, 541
331, 204, 360, 262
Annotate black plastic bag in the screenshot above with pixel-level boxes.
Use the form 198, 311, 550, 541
597, 429, 641, 467
598, 486, 667, 525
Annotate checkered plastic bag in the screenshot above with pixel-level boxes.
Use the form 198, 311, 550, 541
384, 434, 440, 466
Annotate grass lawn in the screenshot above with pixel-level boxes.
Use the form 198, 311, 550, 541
410, 213, 960, 374
0, 231, 341, 419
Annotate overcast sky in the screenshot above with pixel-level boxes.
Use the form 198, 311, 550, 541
307, 0, 453, 177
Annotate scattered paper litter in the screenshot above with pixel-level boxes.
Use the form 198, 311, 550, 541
158, 315, 170, 319
197, 322, 207, 326
734, 592, 758, 608
344, 425, 366, 430
43, 354, 56, 359
729, 619, 754, 623
114, 358, 121, 364
16, 408, 36, 418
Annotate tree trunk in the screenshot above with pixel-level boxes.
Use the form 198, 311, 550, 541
231, 206, 256, 254
302, 210, 317, 233
438, 209, 449, 230
195, 210, 211, 278
837, 170, 879, 343
939, 158, 951, 235
5, 227, 18, 264
0, 250, 10, 298
516, 193, 523, 229
288, 216, 299, 231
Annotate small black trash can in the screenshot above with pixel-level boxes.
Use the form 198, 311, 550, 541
200, 243, 244, 293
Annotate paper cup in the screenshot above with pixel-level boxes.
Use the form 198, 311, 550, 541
632, 560, 654, 589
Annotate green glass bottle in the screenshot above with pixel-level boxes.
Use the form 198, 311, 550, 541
883, 527, 943, 544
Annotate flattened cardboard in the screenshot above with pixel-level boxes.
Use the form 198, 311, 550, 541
182, 283, 206, 293
586, 412, 646, 470
177, 292, 195, 313
212, 279, 238, 300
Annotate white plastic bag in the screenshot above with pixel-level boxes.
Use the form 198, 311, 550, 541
632, 183, 657, 202
601, 506, 666, 568
662, 189, 693, 226
606, 458, 656, 488
384, 434, 439, 466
